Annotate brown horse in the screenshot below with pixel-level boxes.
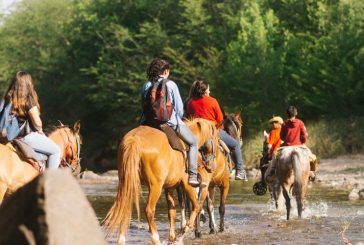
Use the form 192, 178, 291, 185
193, 112, 242, 237
0, 121, 82, 204
102, 118, 219, 245
272, 146, 311, 220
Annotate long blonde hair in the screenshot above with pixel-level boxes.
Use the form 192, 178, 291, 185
4, 71, 40, 117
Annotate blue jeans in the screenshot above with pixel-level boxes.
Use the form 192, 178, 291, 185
175, 124, 198, 175
20, 132, 61, 169
219, 129, 244, 170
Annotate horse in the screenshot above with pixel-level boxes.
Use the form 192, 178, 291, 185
102, 118, 219, 245
187, 112, 242, 237
0, 121, 82, 204
271, 146, 311, 220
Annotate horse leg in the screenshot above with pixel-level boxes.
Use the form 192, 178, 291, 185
207, 186, 217, 234
219, 183, 229, 232
195, 186, 208, 238
282, 185, 291, 220
182, 184, 200, 233
177, 185, 187, 231
0, 182, 7, 204
145, 186, 163, 245
165, 189, 177, 242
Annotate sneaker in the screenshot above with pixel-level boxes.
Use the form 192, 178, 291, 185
235, 169, 248, 181
188, 174, 199, 187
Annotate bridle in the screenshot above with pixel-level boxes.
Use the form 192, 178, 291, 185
198, 125, 216, 164
59, 128, 81, 173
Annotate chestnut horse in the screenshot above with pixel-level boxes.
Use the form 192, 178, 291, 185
0, 121, 82, 204
194, 112, 242, 236
102, 118, 219, 245
273, 146, 311, 220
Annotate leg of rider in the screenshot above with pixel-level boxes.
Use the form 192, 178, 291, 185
175, 124, 198, 185
219, 130, 246, 180
20, 132, 61, 169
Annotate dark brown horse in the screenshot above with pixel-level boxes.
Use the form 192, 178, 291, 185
0, 121, 82, 204
102, 118, 219, 245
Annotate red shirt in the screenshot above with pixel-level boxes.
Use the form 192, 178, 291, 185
186, 96, 224, 125
280, 118, 308, 146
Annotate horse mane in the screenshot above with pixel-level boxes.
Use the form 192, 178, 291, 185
44, 125, 71, 136
184, 118, 216, 144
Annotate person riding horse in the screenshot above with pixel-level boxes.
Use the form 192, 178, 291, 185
140, 58, 199, 186
1, 71, 61, 169
266, 106, 317, 180
185, 80, 248, 181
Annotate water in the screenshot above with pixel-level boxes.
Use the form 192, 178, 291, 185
81, 180, 364, 245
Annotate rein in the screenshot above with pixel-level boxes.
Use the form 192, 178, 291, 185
198, 125, 216, 165
59, 128, 81, 173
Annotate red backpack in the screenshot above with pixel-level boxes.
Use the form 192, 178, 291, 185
144, 79, 173, 124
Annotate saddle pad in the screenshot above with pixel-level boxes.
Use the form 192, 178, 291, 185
12, 139, 38, 161
160, 124, 186, 153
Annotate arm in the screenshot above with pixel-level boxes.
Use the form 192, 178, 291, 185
28, 106, 43, 133
300, 122, 308, 144
213, 98, 224, 124
280, 124, 287, 142
170, 81, 184, 118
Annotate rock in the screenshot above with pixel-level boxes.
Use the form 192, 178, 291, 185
247, 168, 260, 179
359, 189, 364, 200
0, 169, 106, 245
349, 188, 360, 201
78, 170, 118, 183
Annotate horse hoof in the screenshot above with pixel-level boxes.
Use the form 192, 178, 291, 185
169, 235, 176, 242
219, 227, 224, 232
183, 226, 190, 234
209, 229, 217, 234
195, 230, 202, 238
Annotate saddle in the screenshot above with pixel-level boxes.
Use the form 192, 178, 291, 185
12, 139, 47, 172
159, 124, 217, 172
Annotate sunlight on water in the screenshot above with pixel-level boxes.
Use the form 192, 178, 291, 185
302, 201, 328, 218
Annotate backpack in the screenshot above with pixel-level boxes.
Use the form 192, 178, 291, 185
144, 79, 173, 125
0, 99, 25, 141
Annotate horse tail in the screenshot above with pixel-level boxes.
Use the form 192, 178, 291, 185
102, 135, 141, 235
291, 149, 302, 192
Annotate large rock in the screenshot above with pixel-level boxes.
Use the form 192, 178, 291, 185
0, 169, 106, 245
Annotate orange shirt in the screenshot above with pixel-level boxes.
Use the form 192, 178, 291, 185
186, 96, 224, 125
267, 128, 282, 155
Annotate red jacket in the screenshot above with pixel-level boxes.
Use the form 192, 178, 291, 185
186, 96, 224, 125
280, 118, 308, 146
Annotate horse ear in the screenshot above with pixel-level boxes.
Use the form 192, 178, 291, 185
73, 120, 81, 134
58, 120, 64, 127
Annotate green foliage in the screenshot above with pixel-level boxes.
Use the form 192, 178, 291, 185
0, 0, 363, 169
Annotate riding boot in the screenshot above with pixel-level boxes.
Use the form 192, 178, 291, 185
188, 161, 199, 187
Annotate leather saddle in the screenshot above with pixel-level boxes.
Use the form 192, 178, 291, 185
12, 139, 47, 172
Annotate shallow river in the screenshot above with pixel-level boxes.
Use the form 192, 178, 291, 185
81, 180, 364, 245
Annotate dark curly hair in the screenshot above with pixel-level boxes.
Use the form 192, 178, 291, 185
146, 58, 170, 82
188, 80, 209, 99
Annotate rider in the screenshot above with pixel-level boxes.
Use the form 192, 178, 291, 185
267, 116, 284, 159
141, 58, 199, 186
3, 71, 61, 169
280, 106, 308, 146
185, 80, 248, 181
280, 106, 317, 179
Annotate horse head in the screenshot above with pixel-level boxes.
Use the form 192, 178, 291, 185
223, 112, 243, 142
48, 121, 82, 175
